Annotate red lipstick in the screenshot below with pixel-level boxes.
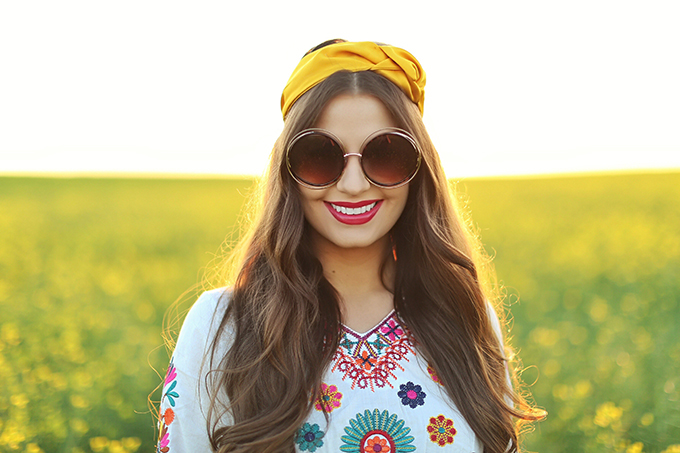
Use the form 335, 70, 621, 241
324, 200, 383, 225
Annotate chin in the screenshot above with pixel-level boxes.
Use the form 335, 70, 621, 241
326, 230, 390, 250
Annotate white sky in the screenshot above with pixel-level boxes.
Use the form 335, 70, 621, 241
1, 0, 678, 178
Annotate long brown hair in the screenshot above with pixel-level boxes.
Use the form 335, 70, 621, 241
205, 70, 544, 452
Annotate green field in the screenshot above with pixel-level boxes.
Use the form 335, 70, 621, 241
1, 173, 678, 452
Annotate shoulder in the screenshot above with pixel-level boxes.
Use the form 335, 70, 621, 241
485, 301, 503, 339
181, 287, 230, 333
485, 300, 514, 393
157, 288, 232, 452
173, 287, 232, 373
485, 300, 507, 355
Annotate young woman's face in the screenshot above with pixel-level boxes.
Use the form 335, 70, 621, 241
296, 94, 409, 251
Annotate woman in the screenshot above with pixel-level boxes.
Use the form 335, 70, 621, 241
156, 39, 543, 453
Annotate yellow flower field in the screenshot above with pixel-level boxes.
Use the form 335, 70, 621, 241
0, 172, 678, 452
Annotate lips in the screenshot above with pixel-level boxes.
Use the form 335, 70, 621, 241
324, 200, 383, 225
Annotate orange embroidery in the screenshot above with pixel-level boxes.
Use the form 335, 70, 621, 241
161, 407, 175, 425
332, 314, 414, 391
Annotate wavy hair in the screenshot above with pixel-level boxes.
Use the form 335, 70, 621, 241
204, 70, 544, 452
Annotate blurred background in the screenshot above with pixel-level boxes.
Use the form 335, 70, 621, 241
1, 1, 678, 452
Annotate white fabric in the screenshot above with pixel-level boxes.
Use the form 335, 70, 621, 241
157, 288, 508, 452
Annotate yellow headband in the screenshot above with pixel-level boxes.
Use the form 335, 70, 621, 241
281, 41, 426, 119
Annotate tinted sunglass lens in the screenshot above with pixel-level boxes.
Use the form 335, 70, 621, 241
288, 133, 344, 186
362, 134, 419, 186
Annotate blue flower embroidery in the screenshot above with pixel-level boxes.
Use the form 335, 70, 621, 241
340, 409, 416, 452
397, 381, 426, 409
163, 360, 179, 407
296, 423, 325, 452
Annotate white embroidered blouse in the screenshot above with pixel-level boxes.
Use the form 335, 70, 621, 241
157, 288, 507, 452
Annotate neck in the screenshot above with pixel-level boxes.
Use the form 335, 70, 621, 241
311, 230, 396, 333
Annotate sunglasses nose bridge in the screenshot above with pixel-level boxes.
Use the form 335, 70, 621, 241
336, 153, 370, 194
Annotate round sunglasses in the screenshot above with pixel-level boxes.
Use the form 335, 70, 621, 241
286, 127, 422, 189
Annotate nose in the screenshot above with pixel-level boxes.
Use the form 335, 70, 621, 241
335, 154, 370, 195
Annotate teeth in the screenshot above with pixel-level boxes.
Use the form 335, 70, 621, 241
331, 202, 377, 215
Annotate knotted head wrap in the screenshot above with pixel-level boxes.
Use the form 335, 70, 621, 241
281, 40, 426, 119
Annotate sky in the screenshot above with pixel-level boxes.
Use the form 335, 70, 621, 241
1, 0, 679, 178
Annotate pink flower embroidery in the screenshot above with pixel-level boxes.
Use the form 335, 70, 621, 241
427, 365, 443, 386
315, 383, 343, 412
165, 363, 177, 386
380, 320, 403, 342
157, 424, 170, 452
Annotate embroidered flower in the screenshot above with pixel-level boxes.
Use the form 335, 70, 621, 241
161, 407, 175, 425
315, 383, 343, 412
364, 436, 390, 452
340, 334, 358, 354
427, 365, 443, 386
157, 423, 169, 453
427, 415, 456, 446
296, 423, 325, 452
163, 360, 179, 407
367, 337, 388, 355
164, 381, 179, 407
380, 320, 403, 342
157, 359, 179, 452
397, 382, 426, 408
340, 409, 416, 452
355, 350, 377, 370
165, 362, 177, 386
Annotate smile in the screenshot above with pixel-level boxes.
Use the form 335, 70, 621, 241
324, 200, 383, 225
330, 201, 378, 215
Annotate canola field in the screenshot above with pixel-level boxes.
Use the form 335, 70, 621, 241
0, 172, 678, 453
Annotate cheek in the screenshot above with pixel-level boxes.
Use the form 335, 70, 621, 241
299, 188, 327, 217
391, 186, 410, 217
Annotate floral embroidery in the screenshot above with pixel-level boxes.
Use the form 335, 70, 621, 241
356, 351, 378, 370
165, 361, 177, 386
367, 337, 388, 355
157, 359, 179, 452
340, 409, 416, 452
163, 361, 179, 407
427, 415, 456, 446
397, 382, 426, 408
427, 365, 443, 386
295, 423, 325, 452
340, 336, 357, 353
315, 383, 343, 412
380, 319, 403, 342
157, 423, 170, 453
161, 407, 175, 425
332, 313, 415, 390
365, 436, 390, 452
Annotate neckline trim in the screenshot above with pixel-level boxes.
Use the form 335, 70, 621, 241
341, 309, 397, 338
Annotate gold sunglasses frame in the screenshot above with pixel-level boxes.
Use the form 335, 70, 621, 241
285, 127, 422, 189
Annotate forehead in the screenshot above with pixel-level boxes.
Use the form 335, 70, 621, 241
314, 94, 397, 150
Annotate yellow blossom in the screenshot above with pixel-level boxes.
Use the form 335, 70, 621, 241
89, 437, 109, 452
594, 402, 623, 428
661, 446, 680, 453
626, 442, 644, 453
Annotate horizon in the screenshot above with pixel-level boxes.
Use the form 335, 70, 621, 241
2, 166, 678, 181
